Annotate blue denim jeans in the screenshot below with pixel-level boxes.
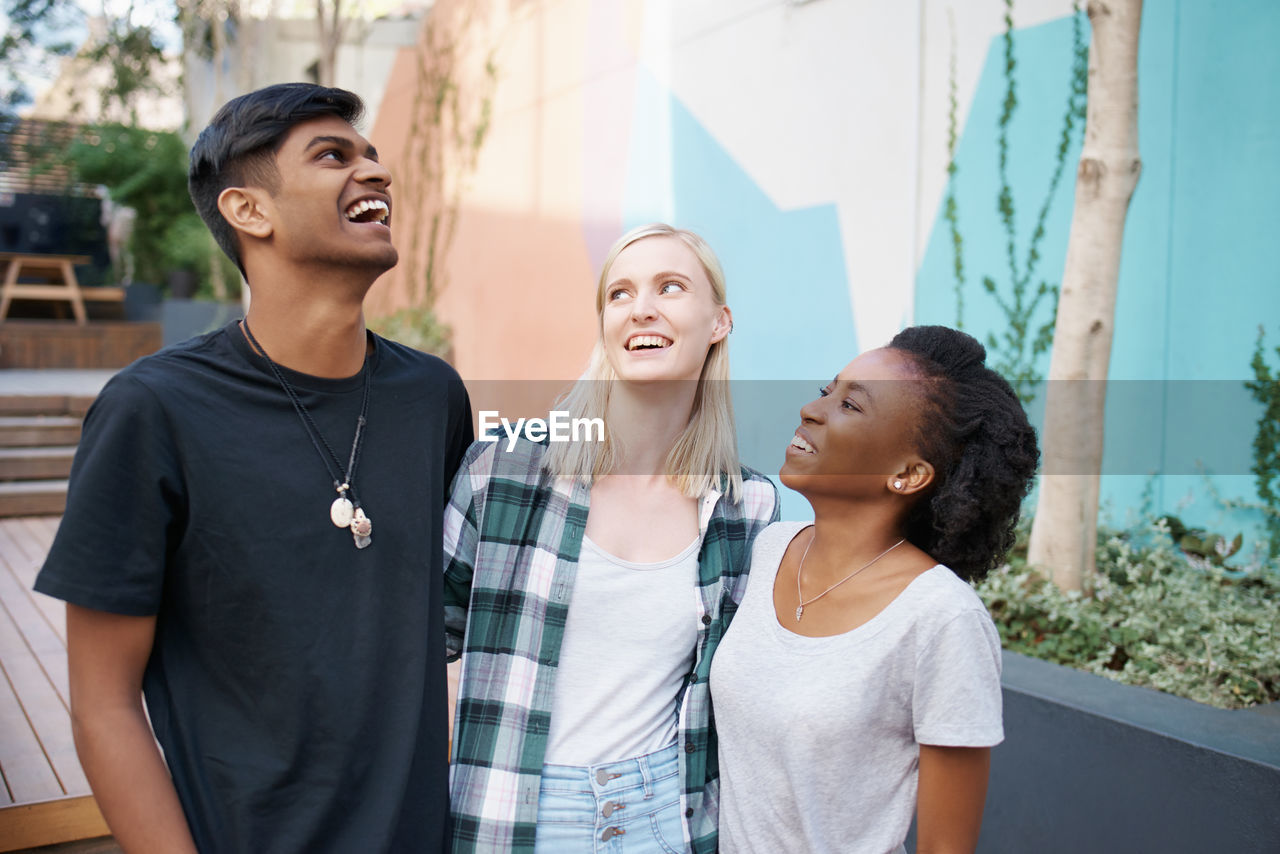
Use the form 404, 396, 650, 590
534, 743, 687, 853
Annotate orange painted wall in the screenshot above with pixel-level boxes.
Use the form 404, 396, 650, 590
367, 0, 603, 413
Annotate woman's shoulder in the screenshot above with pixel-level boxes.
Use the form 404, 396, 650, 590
737, 463, 776, 492
904, 565, 997, 635
750, 520, 810, 560
459, 435, 552, 485
732, 464, 780, 520
759, 519, 810, 540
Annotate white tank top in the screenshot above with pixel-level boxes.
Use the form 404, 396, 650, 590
543, 534, 700, 766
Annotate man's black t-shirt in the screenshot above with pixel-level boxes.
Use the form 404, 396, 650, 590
36, 322, 472, 853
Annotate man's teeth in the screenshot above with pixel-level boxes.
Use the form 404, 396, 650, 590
627, 335, 672, 351
345, 199, 389, 222
791, 434, 815, 454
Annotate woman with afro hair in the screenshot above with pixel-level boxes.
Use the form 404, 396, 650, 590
710, 326, 1039, 854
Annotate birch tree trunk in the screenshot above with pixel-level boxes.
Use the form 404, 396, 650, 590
208, 1, 233, 302
315, 0, 345, 87
1027, 0, 1143, 592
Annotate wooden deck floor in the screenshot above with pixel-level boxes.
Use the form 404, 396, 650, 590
0, 516, 110, 851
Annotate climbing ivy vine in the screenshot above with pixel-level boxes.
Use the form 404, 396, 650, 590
375, 1, 497, 357
946, 0, 1088, 403
1245, 327, 1280, 556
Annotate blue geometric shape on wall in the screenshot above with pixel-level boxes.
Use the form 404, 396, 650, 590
622, 68, 854, 381
623, 68, 853, 514
916, 15, 1084, 375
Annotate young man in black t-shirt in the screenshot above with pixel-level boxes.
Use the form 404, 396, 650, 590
35, 84, 472, 853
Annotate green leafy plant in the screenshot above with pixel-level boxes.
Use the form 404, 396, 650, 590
1, 0, 81, 114
945, 0, 1088, 403
1157, 515, 1243, 567
61, 123, 235, 298
979, 517, 1280, 709
400, 3, 497, 311
943, 7, 966, 328
1245, 326, 1280, 556
367, 306, 452, 359
1, 0, 166, 120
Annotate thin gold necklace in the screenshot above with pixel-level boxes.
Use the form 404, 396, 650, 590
794, 533, 906, 622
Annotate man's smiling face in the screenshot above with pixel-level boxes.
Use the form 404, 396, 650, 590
262, 115, 398, 275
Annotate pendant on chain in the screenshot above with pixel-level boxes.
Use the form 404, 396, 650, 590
351, 507, 373, 549
330, 495, 354, 528
795, 606, 804, 622
241, 321, 377, 552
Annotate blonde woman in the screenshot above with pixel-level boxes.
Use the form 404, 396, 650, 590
443, 224, 778, 854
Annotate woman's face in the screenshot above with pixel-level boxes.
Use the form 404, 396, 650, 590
599, 235, 731, 384
781, 347, 927, 498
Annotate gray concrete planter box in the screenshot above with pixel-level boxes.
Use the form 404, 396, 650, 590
161, 299, 243, 347
955, 651, 1280, 852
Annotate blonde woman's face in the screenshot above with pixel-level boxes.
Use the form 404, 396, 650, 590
599, 236, 731, 384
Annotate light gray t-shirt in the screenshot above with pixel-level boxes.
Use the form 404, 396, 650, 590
710, 521, 1004, 854
544, 534, 699, 765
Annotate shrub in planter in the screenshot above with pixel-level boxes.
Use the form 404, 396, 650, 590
978, 518, 1280, 709
367, 306, 452, 359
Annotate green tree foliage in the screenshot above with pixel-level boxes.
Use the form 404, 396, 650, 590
80, 11, 168, 121
1246, 327, 1280, 555
1, 0, 166, 121
0, 0, 79, 112
64, 124, 233, 296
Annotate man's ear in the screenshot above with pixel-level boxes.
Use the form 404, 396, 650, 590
217, 187, 273, 240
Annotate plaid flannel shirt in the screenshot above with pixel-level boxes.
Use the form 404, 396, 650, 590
443, 437, 778, 854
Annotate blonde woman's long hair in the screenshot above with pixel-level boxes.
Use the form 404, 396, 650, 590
542, 223, 743, 502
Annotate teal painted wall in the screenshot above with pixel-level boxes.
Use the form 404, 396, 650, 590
917, 1, 1280, 549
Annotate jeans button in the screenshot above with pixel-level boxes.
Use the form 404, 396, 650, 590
602, 800, 625, 818
602, 826, 625, 841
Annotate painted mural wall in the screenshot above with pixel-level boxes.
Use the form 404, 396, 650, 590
366, 0, 1279, 537
917, 0, 1280, 544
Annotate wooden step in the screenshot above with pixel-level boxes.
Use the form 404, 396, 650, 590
0, 447, 76, 480
0, 417, 81, 448
0, 796, 113, 852
0, 479, 67, 516
0, 395, 96, 417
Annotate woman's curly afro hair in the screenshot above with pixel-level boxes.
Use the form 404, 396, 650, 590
888, 326, 1040, 581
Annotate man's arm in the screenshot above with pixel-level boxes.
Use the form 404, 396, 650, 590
67, 604, 198, 854
914, 744, 991, 854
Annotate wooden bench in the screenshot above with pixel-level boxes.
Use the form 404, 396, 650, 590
0, 253, 124, 326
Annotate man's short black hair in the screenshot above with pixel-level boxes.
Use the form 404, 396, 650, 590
188, 83, 365, 276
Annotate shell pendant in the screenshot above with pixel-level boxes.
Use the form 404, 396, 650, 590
351, 507, 372, 549
330, 496, 355, 528
795, 605, 804, 622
